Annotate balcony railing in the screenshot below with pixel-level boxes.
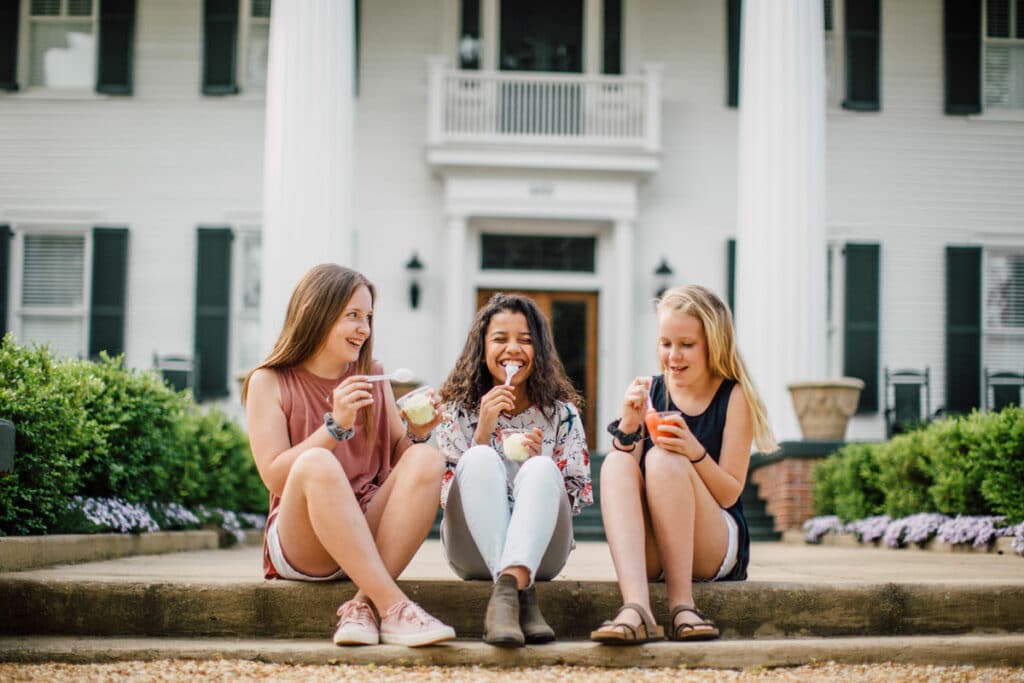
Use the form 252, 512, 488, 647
427, 58, 661, 152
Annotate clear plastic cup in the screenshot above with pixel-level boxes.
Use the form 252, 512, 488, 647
499, 429, 533, 463
645, 409, 682, 438
396, 385, 436, 426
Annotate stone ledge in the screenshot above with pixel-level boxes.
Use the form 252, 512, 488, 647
1, 634, 1023, 668
0, 529, 262, 573
782, 529, 1019, 556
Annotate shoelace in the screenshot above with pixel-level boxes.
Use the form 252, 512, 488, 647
390, 601, 431, 627
337, 601, 377, 627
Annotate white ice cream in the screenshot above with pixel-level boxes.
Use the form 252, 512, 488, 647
401, 392, 435, 425
503, 433, 531, 462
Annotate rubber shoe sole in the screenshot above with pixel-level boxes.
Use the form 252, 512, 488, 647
380, 624, 456, 647
332, 626, 379, 646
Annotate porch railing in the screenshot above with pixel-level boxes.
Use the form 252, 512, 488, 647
427, 58, 661, 151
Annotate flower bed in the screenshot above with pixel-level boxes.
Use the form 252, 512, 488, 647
802, 513, 1024, 556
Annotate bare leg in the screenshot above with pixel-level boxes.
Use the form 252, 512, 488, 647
273, 448, 406, 612
597, 449, 662, 628
644, 447, 729, 630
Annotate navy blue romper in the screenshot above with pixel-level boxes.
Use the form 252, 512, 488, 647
640, 375, 750, 581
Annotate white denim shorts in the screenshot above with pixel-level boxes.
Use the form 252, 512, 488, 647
266, 517, 346, 581
711, 508, 740, 581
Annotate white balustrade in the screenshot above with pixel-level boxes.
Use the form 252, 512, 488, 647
427, 59, 660, 150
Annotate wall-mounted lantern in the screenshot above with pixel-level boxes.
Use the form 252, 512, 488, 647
405, 252, 424, 309
654, 257, 674, 299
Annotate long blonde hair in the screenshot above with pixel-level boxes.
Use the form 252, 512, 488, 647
241, 264, 376, 435
657, 284, 778, 453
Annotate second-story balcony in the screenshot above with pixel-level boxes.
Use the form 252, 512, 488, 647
426, 58, 663, 174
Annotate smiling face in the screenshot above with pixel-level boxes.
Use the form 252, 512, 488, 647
484, 310, 535, 387
321, 284, 373, 366
657, 309, 709, 387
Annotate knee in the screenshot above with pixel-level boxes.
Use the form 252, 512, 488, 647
644, 447, 695, 482
456, 444, 502, 475
401, 443, 445, 483
518, 454, 560, 481
600, 448, 640, 483
290, 447, 344, 484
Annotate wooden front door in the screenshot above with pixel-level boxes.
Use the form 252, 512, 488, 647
477, 289, 598, 447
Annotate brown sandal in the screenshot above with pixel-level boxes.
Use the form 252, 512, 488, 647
589, 603, 665, 644
668, 605, 720, 641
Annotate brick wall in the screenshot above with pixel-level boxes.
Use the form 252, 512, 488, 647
750, 458, 825, 531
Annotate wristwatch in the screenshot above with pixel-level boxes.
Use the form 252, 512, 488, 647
606, 418, 643, 445
324, 412, 355, 441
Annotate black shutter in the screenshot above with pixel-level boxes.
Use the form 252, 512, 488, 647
844, 0, 881, 111
0, 0, 19, 91
97, 0, 136, 94
944, 0, 981, 114
945, 246, 982, 413
843, 243, 880, 413
88, 227, 129, 358
202, 0, 239, 95
726, 238, 736, 317
603, 0, 622, 75
195, 227, 233, 399
727, 0, 742, 107
0, 225, 11, 336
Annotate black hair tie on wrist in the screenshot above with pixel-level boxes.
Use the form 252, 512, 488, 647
690, 450, 708, 465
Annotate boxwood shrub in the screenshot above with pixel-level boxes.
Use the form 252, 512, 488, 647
0, 335, 266, 536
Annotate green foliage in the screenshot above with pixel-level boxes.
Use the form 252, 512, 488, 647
811, 405, 1024, 524
0, 334, 266, 536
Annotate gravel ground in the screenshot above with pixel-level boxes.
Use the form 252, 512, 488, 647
1, 662, 1023, 682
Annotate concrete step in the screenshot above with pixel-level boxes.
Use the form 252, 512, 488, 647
3, 575, 1023, 641
2, 634, 1023, 668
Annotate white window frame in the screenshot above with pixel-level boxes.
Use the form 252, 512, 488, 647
824, 0, 846, 110
238, 0, 271, 94
231, 226, 262, 385
983, 247, 1024, 336
18, 0, 99, 92
982, 0, 1024, 111
10, 223, 93, 359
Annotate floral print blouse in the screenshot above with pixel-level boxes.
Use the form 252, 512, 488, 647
436, 400, 593, 516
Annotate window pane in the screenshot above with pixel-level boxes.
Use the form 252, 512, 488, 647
22, 234, 85, 306
985, 252, 1024, 328
30, 22, 95, 87
987, 0, 1010, 37
252, 0, 271, 18
1018, 0, 1024, 37
30, 0, 61, 16
480, 234, 595, 272
21, 315, 85, 358
67, 0, 93, 17
984, 43, 1024, 108
824, 0, 834, 31
460, 0, 480, 69
247, 21, 269, 89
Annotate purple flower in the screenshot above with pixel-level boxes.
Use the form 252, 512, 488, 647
802, 515, 844, 543
882, 513, 949, 548
68, 496, 160, 534
936, 515, 1007, 548
849, 514, 891, 544
1012, 523, 1024, 557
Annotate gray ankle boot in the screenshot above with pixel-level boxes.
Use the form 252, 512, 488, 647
519, 585, 555, 643
484, 574, 524, 647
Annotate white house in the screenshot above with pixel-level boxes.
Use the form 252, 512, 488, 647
1, 0, 1021, 450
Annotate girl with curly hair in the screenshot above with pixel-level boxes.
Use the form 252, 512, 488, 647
435, 292, 592, 647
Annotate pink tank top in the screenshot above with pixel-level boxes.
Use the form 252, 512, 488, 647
261, 361, 396, 579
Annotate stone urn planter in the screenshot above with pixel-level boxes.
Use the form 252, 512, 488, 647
787, 378, 865, 440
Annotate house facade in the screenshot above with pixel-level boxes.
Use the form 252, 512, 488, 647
0, 0, 1021, 449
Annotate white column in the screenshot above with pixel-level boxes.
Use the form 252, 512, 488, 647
735, 0, 826, 443
612, 218, 636, 420
584, 0, 603, 74
260, 0, 355, 354
443, 214, 471, 368
481, 0, 499, 70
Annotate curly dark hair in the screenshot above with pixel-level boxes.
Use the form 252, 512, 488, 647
440, 292, 581, 420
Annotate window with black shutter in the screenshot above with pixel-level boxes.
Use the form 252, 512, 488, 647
843, 243, 880, 413
727, 238, 737, 316
0, 225, 11, 336
203, 0, 240, 94
0, 0, 19, 91
195, 227, 233, 399
844, 0, 881, 110
727, 0, 741, 107
945, 0, 982, 114
946, 246, 982, 413
88, 227, 128, 358
603, 0, 622, 74
96, 0, 135, 94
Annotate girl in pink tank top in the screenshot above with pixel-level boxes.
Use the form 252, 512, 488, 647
242, 264, 455, 648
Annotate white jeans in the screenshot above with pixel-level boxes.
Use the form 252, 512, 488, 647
441, 445, 572, 586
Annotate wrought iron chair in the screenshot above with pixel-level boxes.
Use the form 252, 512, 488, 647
984, 368, 1024, 412
884, 367, 930, 438
153, 352, 200, 400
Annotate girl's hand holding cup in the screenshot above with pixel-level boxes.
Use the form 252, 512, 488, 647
330, 376, 374, 430
397, 386, 443, 440
501, 427, 543, 462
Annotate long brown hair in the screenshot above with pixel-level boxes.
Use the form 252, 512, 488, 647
242, 264, 377, 434
440, 293, 581, 421
657, 285, 778, 453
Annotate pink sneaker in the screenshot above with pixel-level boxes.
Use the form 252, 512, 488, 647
333, 599, 379, 646
379, 600, 456, 647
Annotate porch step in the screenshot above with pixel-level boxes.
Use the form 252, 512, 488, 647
741, 480, 783, 542
2, 634, 1023, 668
3, 575, 1023, 641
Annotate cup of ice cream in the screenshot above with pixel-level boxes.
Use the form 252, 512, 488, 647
397, 385, 436, 426
645, 409, 682, 438
501, 429, 533, 462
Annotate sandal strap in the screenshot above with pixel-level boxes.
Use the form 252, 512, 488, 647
670, 604, 709, 622
598, 619, 637, 639
669, 604, 716, 635
617, 602, 658, 634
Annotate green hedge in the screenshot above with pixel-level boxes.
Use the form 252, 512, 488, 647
813, 406, 1024, 524
0, 335, 266, 536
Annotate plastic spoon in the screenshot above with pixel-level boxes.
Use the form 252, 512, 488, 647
326, 368, 416, 406
504, 363, 521, 386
